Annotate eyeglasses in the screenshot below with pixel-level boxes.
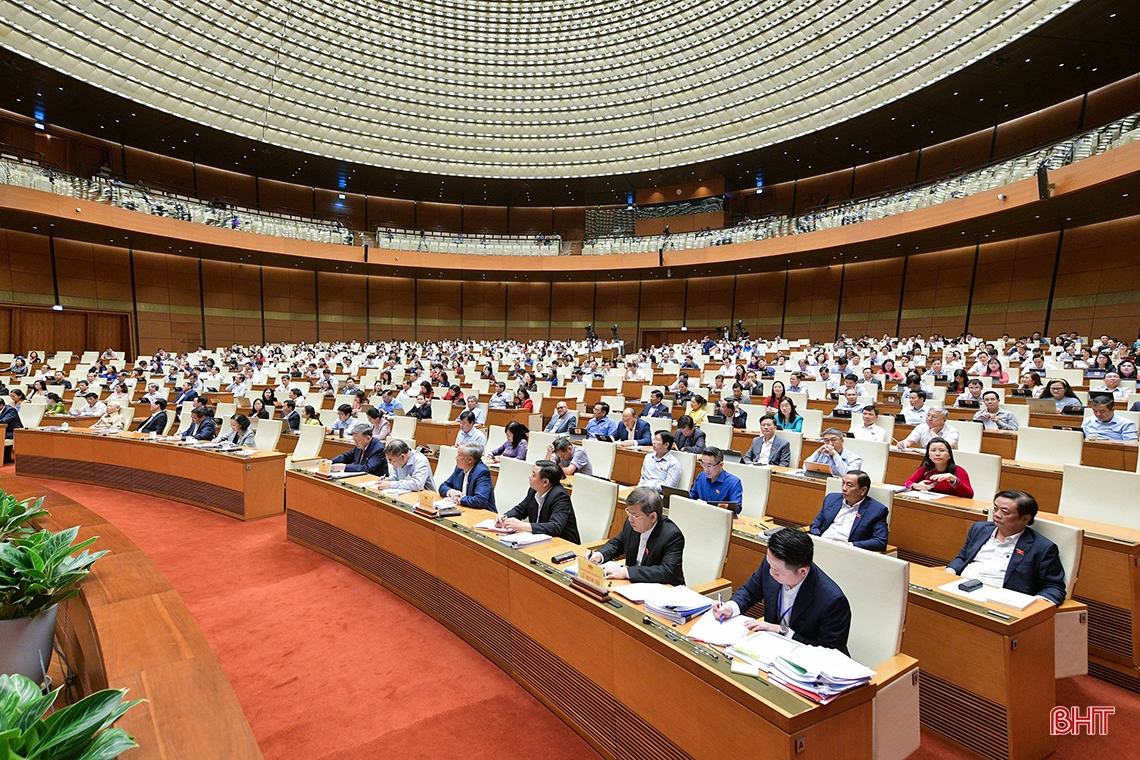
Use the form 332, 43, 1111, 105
625, 509, 651, 521
701, 461, 719, 468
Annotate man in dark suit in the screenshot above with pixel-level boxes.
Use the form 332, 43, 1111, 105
614, 408, 652, 447
330, 424, 389, 477
439, 440, 496, 512
674, 415, 706, 454
281, 399, 301, 431
713, 528, 852, 654
946, 490, 1066, 605
742, 415, 792, 466
809, 470, 890, 552
173, 381, 197, 406
586, 487, 684, 584
498, 460, 579, 542
0, 396, 22, 439
639, 390, 672, 419
180, 407, 217, 441
137, 398, 169, 434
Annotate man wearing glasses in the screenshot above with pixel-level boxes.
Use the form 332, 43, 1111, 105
804, 428, 863, 477
689, 446, 744, 515
586, 488, 685, 584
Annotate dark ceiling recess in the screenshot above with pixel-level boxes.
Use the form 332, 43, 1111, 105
0, 0, 1138, 207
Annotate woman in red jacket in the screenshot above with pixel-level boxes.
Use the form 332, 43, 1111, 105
904, 437, 975, 497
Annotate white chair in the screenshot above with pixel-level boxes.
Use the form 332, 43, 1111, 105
1002, 404, 1030, 428
800, 408, 824, 439
434, 445, 458, 486
318, 409, 340, 427
390, 416, 417, 443
723, 462, 771, 519
666, 497, 732, 587
1014, 427, 1083, 467
287, 424, 326, 469
842, 439, 889, 483
600, 395, 625, 412
570, 474, 618, 545
253, 420, 283, 452
431, 399, 455, 422
645, 416, 673, 435
847, 413, 895, 441
1031, 517, 1087, 678
702, 422, 734, 450
954, 421, 983, 453
527, 431, 558, 463
1059, 464, 1140, 530
17, 405, 44, 430
493, 455, 533, 515
669, 449, 697, 490
773, 430, 803, 467
118, 406, 136, 430
582, 439, 616, 480
215, 402, 238, 421
950, 450, 1001, 500
485, 425, 506, 453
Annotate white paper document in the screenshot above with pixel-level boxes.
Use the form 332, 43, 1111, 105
727, 630, 802, 668
689, 611, 754, 648
904, 490, 948, 501
473, 519, 513, 534
937, 580, 1036, 610
499, 532, 552, 548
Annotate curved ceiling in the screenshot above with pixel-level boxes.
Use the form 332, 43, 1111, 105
0, 0, 1077, 179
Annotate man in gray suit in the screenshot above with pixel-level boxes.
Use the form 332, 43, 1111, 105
673, 414, 706, 454
743, 415, 792, 467
544, 400, 577, 434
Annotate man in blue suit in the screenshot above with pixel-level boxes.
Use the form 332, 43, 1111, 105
439, 441, 496, 512
713, 528, 852, 654
173, 381, 198, 406
809, 470, 890, 552
947, 490, 1066, 605
180, 407, 217, 441
639, 390, 672, 419
742, 415, 791, 466
330, 424, 389, 477
614, 408, 651, 446
0, 396, 22, 439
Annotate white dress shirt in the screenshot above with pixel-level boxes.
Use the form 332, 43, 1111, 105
821, 497, 866, 543
960, 528, 1023, 588
851, 423, 886, 442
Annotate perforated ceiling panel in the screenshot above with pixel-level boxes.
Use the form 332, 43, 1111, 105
0, 0, 1076, 178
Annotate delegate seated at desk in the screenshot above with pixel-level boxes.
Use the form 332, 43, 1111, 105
832, 387, 864, 414
72, 392, 107, 418
640, 390, 672, 419
973, 391, 1019, 430
1082, 395, 1139, 441
549, 436, 592, 476
586, 402, 619, 439
214, 413, 256, 446
544, 401, 576, 434
137, 399, 169, 434
181, 408, 217, 441
713, 528, 852, 654
742, 415, 791, 466
900, 391, 929, 425
375, 439, 436, 492
587, 487, 684, 584
903, 438, 975, 497
809, 471, 889, 552
638, 431, 682, 492
615, 408, 652, 447
281, 399, 301, 431
91, 401, 126, 432
689, 447, 744, 515
330, 424, 389, 477
497, 460, 580, 542
896, 407, 960, 450
946, 490, 1067, 605
851, 406, 887, 442
439, 441, 496, 512
0, 397, 21, 439
455, 410, 488, 449
804, 428, 862, 476
673, 415, 706, 454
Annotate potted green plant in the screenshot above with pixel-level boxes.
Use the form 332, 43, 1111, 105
0, 527, 107, 681
0, 491, 48, 543
0, 672, 142, 759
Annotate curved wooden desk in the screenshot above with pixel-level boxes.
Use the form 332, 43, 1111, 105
0, 474, 262, 759
13, 429, 286, 520
284, 470, 913, 760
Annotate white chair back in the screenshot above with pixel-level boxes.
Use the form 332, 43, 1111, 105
290, 424, 326, 464
527, 431, 559, 462
1014, 427, 1083, 467
564, 382, 587, 401
702, 422, 733, 450
253, 420, 283, 452
390, 416, 418, 443
955, 421, 983, 453
1030, 518, 1083, 599
723, 462, 771, 520
951, 450, 1002, 501
1002, 404, 1030, 427
118, 406, 136, 430
431, 399, 454, 422
773, 430, 803, 467
17, 405, 44, 429
1059, 464, 1140, 530
493, 456, 533, 515
669, 449, 697, 490
646, 416, 673, 435
800, 408, 824, 439
434, 445, 459, 486
841, 438, 888, 483
666, 497, 732, 587
318, 409, 340, 427
215, 402, 238, 421
485, 425, 507, 453
582, 439, 616, 480
823, 478, 896, 526
570, 474, 618, 544
810, 537, 909, 668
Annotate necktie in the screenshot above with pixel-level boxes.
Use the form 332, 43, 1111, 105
356, 446, 363, 465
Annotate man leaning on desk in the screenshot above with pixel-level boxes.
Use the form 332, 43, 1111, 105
809, 471, 889, 552
946, 490, 1066, 605
713, 528, 852, 654
689, 446, 744, 514
181, 407, 217, 441
586, 487, 684, 584
497, 460, 580, 542
803, 428, 862, 476
329, 423, 389, 477
438, 441, 496, 511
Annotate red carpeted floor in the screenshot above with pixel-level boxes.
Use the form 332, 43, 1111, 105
15, 469, 1140, 759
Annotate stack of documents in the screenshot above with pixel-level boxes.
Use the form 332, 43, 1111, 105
689, 611, 754, 647
610, 584, 712, 624
767, 645, 875, 704
499, 532, 552, 549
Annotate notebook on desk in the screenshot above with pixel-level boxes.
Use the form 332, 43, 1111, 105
721, 449, 744, 464
1026, 398, 1058, 415
802, 460, 833, 479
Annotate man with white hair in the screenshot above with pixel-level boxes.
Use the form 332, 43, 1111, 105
91, 401, 125, 432
330, 423, 388, 476
896, 407, 960, 450
438, 441, 496, 511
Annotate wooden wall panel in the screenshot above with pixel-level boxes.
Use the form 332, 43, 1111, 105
123, 146, 194, 195
1051, 216, 1140, 339
918, 129, 993, 181
993, 97, 1084, 162
463, 205, 509, 235
794, 169, 854, 214
0, 230, 54, 305
201, 260, 261, 347
257, 178, 313, 217
262, 266, 316, 343
54, 240, 133, 312
550, 282, 595, 339
367, 276, 416, 341
314, 189, 366, 231
1084, 74, 1140, 130
852, 153, 920, 199
553, 207, 587, 242
683, 276, 734, 331
838, 258, 906, 338
416, 202, 463, 233
638, 279, 687, 331
507, 281, 551, 343
314, 271, 367, 343
786, 266, 843, 342
368, 197, 416, 232
509, 207, 554, 235
898, 247, 975, 337
968, 234, 1057, 338
594, 282, 641, 340
194, 165, 258, 208
733, 272, 786, 335
462, 281, 507, 341
133, 250, 202, 353
415, 279, 461, 341
745, 181, 795, 218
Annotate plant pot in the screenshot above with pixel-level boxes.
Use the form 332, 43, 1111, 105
0, 605, 58, 683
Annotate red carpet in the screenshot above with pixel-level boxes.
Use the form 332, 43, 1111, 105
14, 468, 1139, 759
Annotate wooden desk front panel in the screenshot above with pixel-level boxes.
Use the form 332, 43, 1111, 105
890, 498, 988, 566
414, 421, 460, 447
